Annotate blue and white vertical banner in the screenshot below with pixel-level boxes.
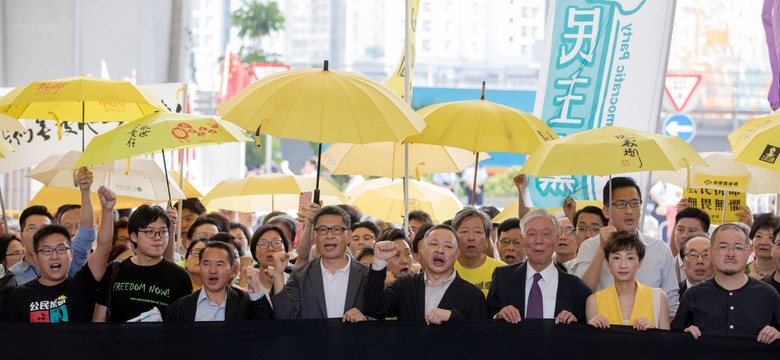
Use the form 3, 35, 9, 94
529, 0, 676, 208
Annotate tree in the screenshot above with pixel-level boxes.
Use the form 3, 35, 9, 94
231, 1, 285, 63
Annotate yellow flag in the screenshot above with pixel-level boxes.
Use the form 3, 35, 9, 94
384, 0, 420, 100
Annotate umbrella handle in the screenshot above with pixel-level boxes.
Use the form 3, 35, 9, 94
313, 189, 321, 205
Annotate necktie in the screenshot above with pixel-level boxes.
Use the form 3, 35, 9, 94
527, 272, 543, 319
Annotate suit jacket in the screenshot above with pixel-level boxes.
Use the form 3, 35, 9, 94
486, 262, 591, 321
271, 257, 368, 319
363, 269, 487, 321
678, 280, 688, 299
165, 286, 273, 322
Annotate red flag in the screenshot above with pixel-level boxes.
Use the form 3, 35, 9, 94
217, 50, 252, 104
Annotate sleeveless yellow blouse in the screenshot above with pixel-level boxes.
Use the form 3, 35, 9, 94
595, 280, 654, 326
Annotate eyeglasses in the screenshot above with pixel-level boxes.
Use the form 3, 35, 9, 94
314, 226, 347, 235
684, 251, 709, 260
498, 239, 522, 247
561, 227, 575, 236
36, 246, 70, 256
611, 200, 642, 209
5, 250, 25, 257
257, 240, 284, 250
576, 225, 602, 234
140, 229, 170, 239
715, 243, 747, 253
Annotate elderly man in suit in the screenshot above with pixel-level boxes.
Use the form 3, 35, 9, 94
364, 225, 487, 324
165, 242, 273, 321
271, 206, 368, 322
487, 209, 591, 323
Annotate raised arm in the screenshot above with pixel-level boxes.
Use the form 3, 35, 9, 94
88, 186, 116, 281
295, 202, 321, 265
363, 241, 400, 319
69, 167, 96, 275
164, 204, 178, 261
513, 174, 530, 220
578, 225, 615, 292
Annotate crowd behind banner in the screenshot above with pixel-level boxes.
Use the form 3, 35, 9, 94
0, 171, 779, 355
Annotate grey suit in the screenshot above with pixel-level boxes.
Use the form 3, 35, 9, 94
271, 257, 368, 319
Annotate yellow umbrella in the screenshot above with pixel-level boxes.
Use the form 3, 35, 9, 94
653, 152, 780, 194
346, 178, 463, 224
321, 142, 491, 180
168, 170, 204, 199
74, 112, 251, 168
0, 139, 15, 158
202, 174, 345, 212
28, 151, 186, 203
216, 60, 425, 203
73, 112, 250, 201
28, 186, 165, 211
728, 113, 780, 171
0, 76, 164, 148
519, 126, 706, 177
406, 82, 557, 204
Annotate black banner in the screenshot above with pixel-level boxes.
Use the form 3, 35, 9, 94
1, 319, 776, 359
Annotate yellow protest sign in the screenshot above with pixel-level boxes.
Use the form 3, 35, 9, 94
691, 173, 748, 192
685, 188, 745, 224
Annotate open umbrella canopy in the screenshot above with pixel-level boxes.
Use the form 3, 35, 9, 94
321, 141, 491, 179
492, 199, 605, 224
406, 96, 557, 153
652, 152, 780, 194
27, 186, 166, 211
346, 178, 463, 224
74, 112, 251, 168
168, 170, 204, 199
28, 151, 185, 202
0, 76, 164, 125
728, 113, 780, 171
201, 174, 345, 212
519, 126, 707, 177
216, 61, 425, 144
0, 139, 15, 158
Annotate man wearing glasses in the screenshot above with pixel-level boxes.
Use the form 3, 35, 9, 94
570, 177, 679, 319
2, 187, 115, 322
10, 168, 96, 286
271, 206, 368, 322
677, 232, 714, 298
92, 204, 192, 322
672, 223, 780, 344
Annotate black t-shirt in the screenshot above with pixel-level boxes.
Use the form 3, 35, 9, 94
2, 265, 98, 323
95, 258, 192, 322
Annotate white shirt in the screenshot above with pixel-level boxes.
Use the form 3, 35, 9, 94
195, 289, 227, 321
321, 257, 351, 318
570, 232, 679, 316
524, 262, 559, 319
424, 270, 457, 315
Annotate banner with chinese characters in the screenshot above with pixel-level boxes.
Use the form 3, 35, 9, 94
685, 188, 745, 224
529, 0, 676, 208
691, 173, 748, 192
0, 83, 186, 172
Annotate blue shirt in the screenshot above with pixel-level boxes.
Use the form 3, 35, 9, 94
10, 224, 96, 285
195, 289, 227, 321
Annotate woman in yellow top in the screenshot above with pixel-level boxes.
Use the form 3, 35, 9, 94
585, 231, 670, 330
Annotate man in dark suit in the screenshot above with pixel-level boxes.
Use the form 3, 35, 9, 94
271, 206, 368, 321
677, 232, 713, 299
364, 225, 487, 324
487, 209, 591, 323
166, 242, 272, 321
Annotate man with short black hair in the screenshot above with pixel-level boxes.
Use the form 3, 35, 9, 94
166, 242, 273, 321
670, 207, 711, 282
570, 177, 679, 317
349, 221, 380, 257
271, 206, 368, 321
672, 223, 780, 344
364, 225, 486, 323
496, 218, 524, 265
10, 168, 95, 285
2, 187, 115, 322
407, 210, 433, 238
92, 205, 192, 322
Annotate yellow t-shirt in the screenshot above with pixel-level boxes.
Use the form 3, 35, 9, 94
455, 256, 506, 297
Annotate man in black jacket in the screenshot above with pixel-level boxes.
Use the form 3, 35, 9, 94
487, 209, 591, 324
364, 225, 486, 324
166, 241, 272, 321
